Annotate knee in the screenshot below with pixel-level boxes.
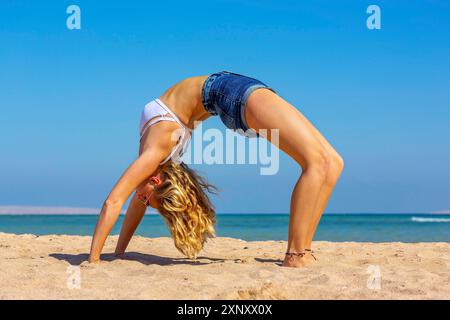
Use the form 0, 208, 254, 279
338, 154, 344, 172
304, 149, 344, 184
332, 153, 344, 175
304, 149, 331, 180
326, 152, 344, 185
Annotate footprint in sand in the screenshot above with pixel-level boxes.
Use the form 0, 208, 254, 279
236, 282, 287, 300
306, 274, 330, 285
248, 267, 285, 283
234, 257, 255, 264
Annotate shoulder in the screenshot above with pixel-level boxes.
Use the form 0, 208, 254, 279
140, 120, 182, 153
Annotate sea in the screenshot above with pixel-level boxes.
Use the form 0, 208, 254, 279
0, 213, 449, 242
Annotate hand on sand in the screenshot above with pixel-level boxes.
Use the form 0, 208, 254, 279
114, 251, 125, 259
88, 256, 101, 264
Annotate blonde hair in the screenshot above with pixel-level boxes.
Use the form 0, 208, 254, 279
154, 161, 217, 259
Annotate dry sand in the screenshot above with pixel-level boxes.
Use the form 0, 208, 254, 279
0, 232, 448, 299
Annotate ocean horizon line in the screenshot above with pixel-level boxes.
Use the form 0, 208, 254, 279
1, 205, 449, 215
0, 209, 449, 216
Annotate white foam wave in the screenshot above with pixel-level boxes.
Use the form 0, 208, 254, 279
411, 217, 450, 223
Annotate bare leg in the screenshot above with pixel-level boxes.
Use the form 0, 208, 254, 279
304, 143, 344, 250
285, 166, 328, 267
115, 193, 147, 256
245, 89, 343, 267
286, 109, 344, 253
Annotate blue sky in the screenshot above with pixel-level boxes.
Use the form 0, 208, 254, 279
0, 0, 449, 213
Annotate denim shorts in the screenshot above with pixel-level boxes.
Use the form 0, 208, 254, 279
201, 71, 276, 137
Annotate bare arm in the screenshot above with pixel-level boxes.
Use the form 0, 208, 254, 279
88, 121, 179, 263
114, 193, 147, 256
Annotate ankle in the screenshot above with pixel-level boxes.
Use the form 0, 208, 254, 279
287, 245, 307, 252
304, 248, 317, 261
285, 250, 307, 257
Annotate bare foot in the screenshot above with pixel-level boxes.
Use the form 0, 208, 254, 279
282, 253, 308, 268
303, 251, 318, 264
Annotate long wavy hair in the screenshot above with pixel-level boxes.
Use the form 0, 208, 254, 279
153, 161, 217, 259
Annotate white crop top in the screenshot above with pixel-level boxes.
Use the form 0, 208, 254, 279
139, 98, 192, 165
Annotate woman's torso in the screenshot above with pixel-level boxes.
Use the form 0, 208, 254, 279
158, 75, 210, 129
139, 71, 274, 163
139, 75, 210, 163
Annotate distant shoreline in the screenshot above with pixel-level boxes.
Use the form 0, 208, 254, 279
0, 206, 151, 215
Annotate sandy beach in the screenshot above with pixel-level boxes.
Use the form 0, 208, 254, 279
0, 232, 448, 299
